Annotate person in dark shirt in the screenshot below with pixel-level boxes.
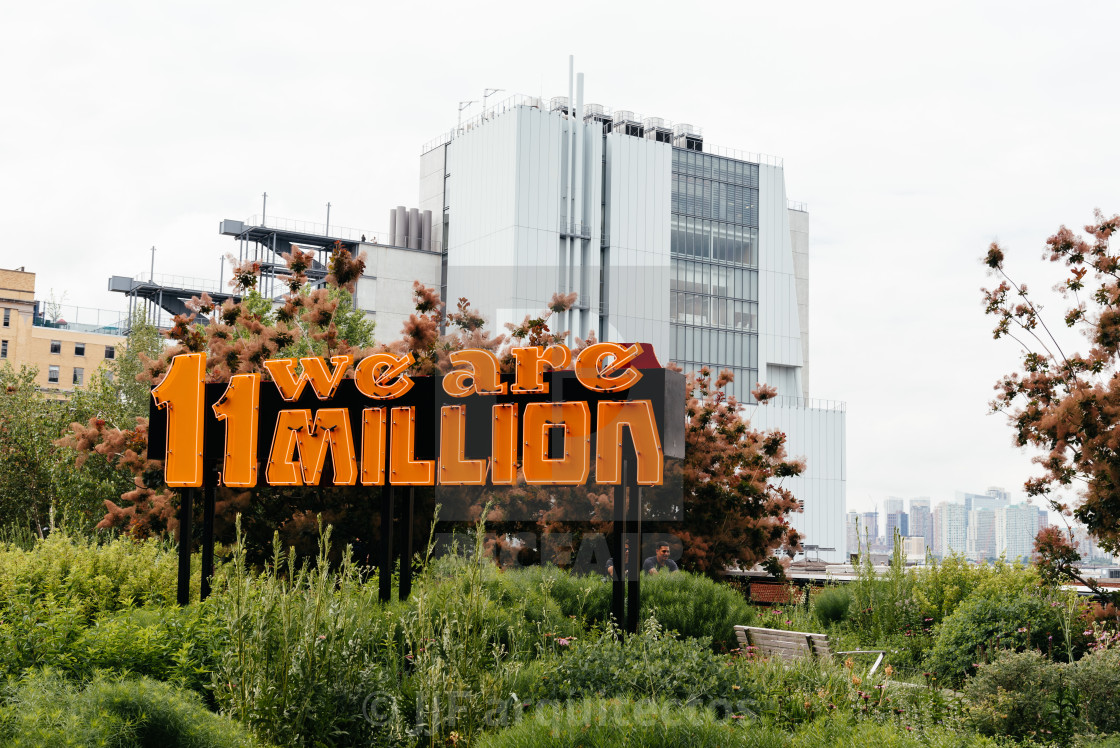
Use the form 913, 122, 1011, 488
642, 542, 679, 574
605, 542, 629, 579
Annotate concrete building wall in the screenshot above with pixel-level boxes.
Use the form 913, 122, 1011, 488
749, 401, 846, 563
602, 132, 671, 356
788, 207, 810, 398
418, 144, 447, 251
356, 243, 442, 345
756, 165, 804, 399
444, 106, 604, 339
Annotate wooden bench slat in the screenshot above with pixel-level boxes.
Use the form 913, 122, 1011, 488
734, 625, 842, 664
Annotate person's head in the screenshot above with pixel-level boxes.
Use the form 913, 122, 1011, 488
655, 543, 671, 561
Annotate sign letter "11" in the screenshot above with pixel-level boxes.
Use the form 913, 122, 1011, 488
153, 354, 263, 488
150, 353, 207, 487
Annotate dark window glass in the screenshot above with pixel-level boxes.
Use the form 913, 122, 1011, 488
74, 342, 85, 356
2, 309, 9, 327
50, 340, 61, 354
47, 365, 59, 383
0, 340, 6, 358
104, 346, 115, 359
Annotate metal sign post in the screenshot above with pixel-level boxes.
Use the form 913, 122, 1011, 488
176, 489, 193, 607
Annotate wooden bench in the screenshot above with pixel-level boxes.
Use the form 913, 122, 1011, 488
733, 625, 887, 676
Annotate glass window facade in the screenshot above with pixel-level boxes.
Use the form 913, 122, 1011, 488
669, 148, 760, 403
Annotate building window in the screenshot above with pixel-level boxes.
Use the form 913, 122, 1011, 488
2, 309, 9, 327
50, 340, 61, 354
73, 367, 84, 386
0, 340, 6, 359
105, 370, 114, 384
47, 365, 59, 383
104, 346, 115, 360
75, 342, 85, 356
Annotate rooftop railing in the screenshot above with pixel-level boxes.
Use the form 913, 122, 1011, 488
242, 215, 442, 252
700, 143, 783, 168
33, 304, 128, 336
787, 200, 809, 212
131, 272, 226, 294
420, 93, 784, 167
754, 395, 846, 412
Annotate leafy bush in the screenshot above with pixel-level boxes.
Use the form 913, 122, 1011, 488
209, 526, 405, 748
813, 586, 851, 627
912, 553, 996, 626
490, 566, 752, 649
847, 538, 921, 648
964, 650, 1080, 742
728, 652, 959, 731
477, 698, 754, 748
68, 605, 224, 696
475, 698, 1000, 748
0, 670, 267, 747
494, 563, 609, 624
531, 618, 745, 706
638, 571, 754, 651
1069, 646, 1120, 733
0, 532, 185, 617
926, 567, 1070, 685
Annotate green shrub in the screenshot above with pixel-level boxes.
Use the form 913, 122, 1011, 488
491, 563, 610, 626
926, 567, 1070, 685
531, 618, 745, 706
475, 699, 1000, 748
475, 697, 756, 748
847, 538, 921, 649
0, 532, 187, 617
813, 586, 851, 627
68, 605, 225, 696
638, 571, 754, 651
1069, 646, 1120, 733
209, 526, 405, 748
964, 650, 1081, 742
0, 670, 267, 747
912, 553, 995, 626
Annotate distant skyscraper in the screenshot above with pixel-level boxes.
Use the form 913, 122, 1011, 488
995, 503, 1040, 561
958, 490, 1008, 513
935, 502, 967, 558
846, 512, 860, 559
910, 498, 933, 553
986, 486, 1010, 502
885, 510, 909, 545
967, 509, 997, 561
860, 511, 879, 546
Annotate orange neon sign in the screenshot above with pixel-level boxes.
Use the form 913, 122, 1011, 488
150, 344, 680, 489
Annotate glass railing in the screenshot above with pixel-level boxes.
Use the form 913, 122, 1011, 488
33, 304, 128, 336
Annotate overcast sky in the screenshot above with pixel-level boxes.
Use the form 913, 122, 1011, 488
3, 1, 1118, 515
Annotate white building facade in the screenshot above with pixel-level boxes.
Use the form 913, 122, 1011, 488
418, 82, 847, 562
